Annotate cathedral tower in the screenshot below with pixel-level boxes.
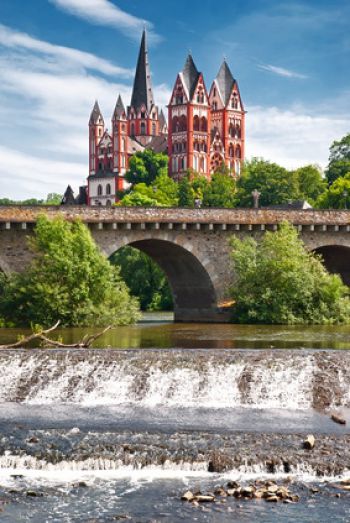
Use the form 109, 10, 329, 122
128, 29, 160, 146
168, 55, 211, 180
209, 61, 245, 176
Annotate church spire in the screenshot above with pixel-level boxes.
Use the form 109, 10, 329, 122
130, 29, 154, 112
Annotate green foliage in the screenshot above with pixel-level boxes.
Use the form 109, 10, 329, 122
178, 176, 195, 207
294, 165, 326, 205
110, 246, 173, 311
0, 216, 140, 327
202, 172, 237, 208
230, 221, 350, 324
237, 159, 299, 207
326, 134, 350, 185
125, 150, 168, 186
118, 175, 178, 207
0, 194, 62, 206
317, 173, 350, 209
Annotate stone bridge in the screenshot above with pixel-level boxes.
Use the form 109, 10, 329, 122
0, 206, 350, 322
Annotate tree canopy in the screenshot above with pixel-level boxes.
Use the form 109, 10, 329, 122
118, 174, 178, 207
125, 150, 168, 186
111, 246, 173, 311
236, 159, 299, 207
230, 221, 350, 324
325, 133, 350, 185
293, 165, 326, 205
317, 172, 350, 209
0, 215, 140, 327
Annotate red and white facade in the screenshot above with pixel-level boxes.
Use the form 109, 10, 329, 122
87, 32, 245, 206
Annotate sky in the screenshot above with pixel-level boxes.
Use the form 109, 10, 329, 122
0, 0, 349, 199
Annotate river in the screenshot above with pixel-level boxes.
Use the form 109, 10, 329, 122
0, 315, 350, 522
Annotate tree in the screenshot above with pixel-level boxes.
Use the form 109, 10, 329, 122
237, 158, 299, 207
111, 246, 173, 311
202, 172, 237, 208
178, 176, 195, 207
325, 134, 350, 185
230, 221, 350, 324
317, 173, 350, 209
294, 165, 326, 205
125, 150, 168, 186
0, 215, 140, 327
118, 174, 178, 207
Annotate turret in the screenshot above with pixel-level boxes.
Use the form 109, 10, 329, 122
89, 101, 104, 175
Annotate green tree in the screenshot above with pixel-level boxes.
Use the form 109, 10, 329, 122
203, 171, 237, 208
111, 246, 173, 311
317, 173, 350, 209
45, 193, 63, 205
325, 134, 350, 185
125, 150, 168, 186
178, 176, 195, 207
118, 174, 178, 207
294, 165, 326, 205
237, 158, 299, 207
0, 215, 140, 327
230, 222, 350, 324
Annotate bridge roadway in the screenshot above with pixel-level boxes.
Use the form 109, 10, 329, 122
0, 206, 349, 322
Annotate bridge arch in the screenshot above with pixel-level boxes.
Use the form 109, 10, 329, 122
102, 234, 220, 322
313, 244, 350, 286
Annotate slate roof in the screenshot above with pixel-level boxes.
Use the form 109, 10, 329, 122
89, 100, 104, 125
159, 109, 167, 131
215, 61, 235, 106
182, 54, 200, 100
113, 95, 126, 120
61, 185, 76, 205
148, 135, 168, 154
130, 30, 154, 112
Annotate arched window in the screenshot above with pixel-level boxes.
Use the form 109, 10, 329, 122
172, 116, 179, 133
229, 144, 234, 158
130, 123, 135, 136
180, 115, 187, 132
231, 94, 239, 109
193, 115, 200, 131
229, 125, 234, 138
141, 122, 146, 135
235, 124, 241, 138
97, 184, 102, 196
141, 111, 146, 119
180, 157, 185, 170
183, 142, 187, 152
200, 117, 207, 132
106, 200, 112, 207
212, 101, 217, 111
152, 122, 156, 135
106, 183, 111, 195
236, 145, 241, 158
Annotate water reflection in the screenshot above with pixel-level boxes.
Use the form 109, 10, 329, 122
1, 313, 350, 349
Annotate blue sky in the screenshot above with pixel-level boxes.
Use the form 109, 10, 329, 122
0, 0, 349, 198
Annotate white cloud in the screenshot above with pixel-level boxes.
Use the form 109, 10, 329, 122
49, 0, 159, 41
246, 105, 350, 169
258, 64, 308, 79
0, 24, 132, 77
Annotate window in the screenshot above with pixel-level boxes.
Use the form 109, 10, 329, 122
97, 184, 102, 196
236, 145, 241, 158
229, 144, 234, 158
172, 116, 180, 133
152, 122, 156, 135
141, 122, 146, 135
106, 183, 111, 195
193, 115, 200, 131
130, 123, 135, 136
141, 111, 146, 119
180, 115, 187, 132
200, 117, 207, 132
106, 200, 112, 207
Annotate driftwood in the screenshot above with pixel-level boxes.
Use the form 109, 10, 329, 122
0, 322, 112, 349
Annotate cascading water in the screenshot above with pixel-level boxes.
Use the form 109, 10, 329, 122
0, 349, 348, 409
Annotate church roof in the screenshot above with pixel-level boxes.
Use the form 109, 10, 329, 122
130, 29, 155, 112
61, 185, 76, 205
89, 100, 104, 125
182, 54, 200, 100
215, 61, 235, 106
113, 95, 126, 119
159, 109, 167, 131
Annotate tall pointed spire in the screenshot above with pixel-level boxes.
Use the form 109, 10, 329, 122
130, 29, 154, 112
89, 100, 104, 125
182, 54, 200, 100
113, 94, 126, 120
215, 61, 235, 106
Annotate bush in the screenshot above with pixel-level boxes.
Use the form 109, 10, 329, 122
0, 215, 140, 327
230, 222, 350, 324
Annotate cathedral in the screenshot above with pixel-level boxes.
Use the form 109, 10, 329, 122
87, 30, 245, 206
